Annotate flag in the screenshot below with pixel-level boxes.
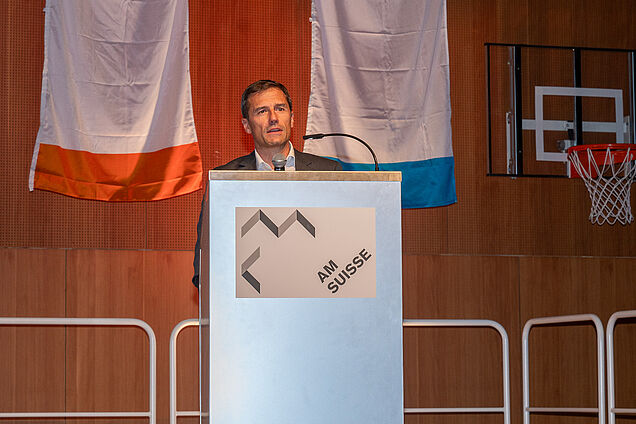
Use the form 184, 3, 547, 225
304, 0, 456, 208
29, 0, 202, 201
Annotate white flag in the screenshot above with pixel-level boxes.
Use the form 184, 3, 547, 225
30, 0, 202, 201
305, 0, 455, 208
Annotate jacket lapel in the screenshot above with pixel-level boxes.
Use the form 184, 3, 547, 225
238, 152, 257, 170
294, 151, 313, 171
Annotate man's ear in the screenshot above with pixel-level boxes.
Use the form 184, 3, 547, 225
242, 118, 252, 134
290, 111, 294, 129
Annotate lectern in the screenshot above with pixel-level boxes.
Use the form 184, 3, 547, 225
199, 170, 403, 424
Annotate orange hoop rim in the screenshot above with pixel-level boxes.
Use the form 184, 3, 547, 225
567, 143, 636, 154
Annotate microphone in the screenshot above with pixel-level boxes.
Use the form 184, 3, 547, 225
302, 132, 379, 171
272, 153, 287, 171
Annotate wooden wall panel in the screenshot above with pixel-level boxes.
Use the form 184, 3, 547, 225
526, 0, 577, 47
1, 250, 634, 423
65, 249, 147, 424
2, 0, 636, 422
63, 249, 198, 423
403, 254, 636, 424
403, 254, 521, 424
401, 207, 449, 255
519, 256, 636, 423
572, 0, 636, 49
0, 248, 65, 421
142, 250, 199, 421
520, 256, 636, 326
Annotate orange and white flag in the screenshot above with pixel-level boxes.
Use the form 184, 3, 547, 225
29, 0, 202, 201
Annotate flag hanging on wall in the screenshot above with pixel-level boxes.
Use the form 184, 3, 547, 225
304, 0, 456, 208
29, 0, 202, 201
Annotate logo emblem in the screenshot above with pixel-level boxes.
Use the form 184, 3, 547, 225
236, 207, 376, 298
240, 209, 315, 293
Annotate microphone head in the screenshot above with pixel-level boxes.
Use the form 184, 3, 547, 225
272, 153, 287, 171
302, 133, 325, 140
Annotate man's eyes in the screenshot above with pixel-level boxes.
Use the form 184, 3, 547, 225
254, 106, 286, 114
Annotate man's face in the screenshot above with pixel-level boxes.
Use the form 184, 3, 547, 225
242, 87, 294, 152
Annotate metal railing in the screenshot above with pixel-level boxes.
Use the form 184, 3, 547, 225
5, 312, 632, 424
402, 319, 511, 424
169, 318, 199, 424
169, 318, 511, 423
170, 313, 635, 424
606, 310, 636, 424
522, 314, 605, 424
0, 317, 156, 423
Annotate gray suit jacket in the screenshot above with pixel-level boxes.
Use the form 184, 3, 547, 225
214, 150, 342, 171
192, 151, 342, 287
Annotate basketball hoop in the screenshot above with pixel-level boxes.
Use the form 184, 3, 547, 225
567, 144, 636, 225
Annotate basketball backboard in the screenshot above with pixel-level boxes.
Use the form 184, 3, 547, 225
486, 44, 636, 177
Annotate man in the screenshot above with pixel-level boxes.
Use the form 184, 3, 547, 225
192, 80, 342, 287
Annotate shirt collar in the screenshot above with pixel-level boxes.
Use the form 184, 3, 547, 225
254, 142, 296, 171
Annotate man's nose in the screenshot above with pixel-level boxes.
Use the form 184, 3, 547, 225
269, 110, 279, 123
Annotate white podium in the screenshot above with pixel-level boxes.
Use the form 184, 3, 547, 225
200, 170, 403, 424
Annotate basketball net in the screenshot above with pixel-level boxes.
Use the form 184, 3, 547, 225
567, 144, 636, 225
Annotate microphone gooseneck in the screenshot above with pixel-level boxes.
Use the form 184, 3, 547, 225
303, 133, 379, 171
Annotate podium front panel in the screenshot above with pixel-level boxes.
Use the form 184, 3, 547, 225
200, 172, 403, 424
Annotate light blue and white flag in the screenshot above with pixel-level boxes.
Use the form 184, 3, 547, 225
305, 0, 456, 208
